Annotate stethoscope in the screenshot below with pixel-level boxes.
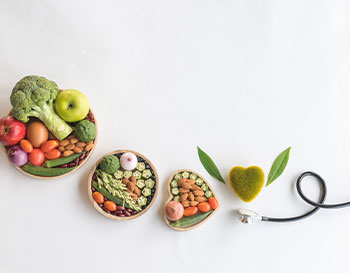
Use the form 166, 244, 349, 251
237, 171, 350, 224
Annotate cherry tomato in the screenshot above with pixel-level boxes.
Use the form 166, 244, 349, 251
20, 139, 33, 153
45, 149, 61, 160
93, 192, 104, 204
40, 140, 59, 153
29, 149, 45, 166
198, 202, 211, 213
104, 201, 117, 211
183, 206, 198, 217
208, 197, 218, 210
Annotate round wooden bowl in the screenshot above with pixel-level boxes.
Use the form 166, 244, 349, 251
163, 169, 219, 231
3, 109, 98, 180
88, 149, 159, 221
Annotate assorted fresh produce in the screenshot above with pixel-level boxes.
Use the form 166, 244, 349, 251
0, 75, 96, 178
165, 170, 218, 229
91, 151, 157, 219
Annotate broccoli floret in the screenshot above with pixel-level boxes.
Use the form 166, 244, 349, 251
99, 155, 120, 174
10, 75, 73, 140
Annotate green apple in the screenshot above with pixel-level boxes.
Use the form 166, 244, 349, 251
55, 89, 89, 122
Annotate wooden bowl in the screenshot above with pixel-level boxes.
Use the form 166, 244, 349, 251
163, 169, 219, 231
3, 109, 97, 180
88, 150, 159, 221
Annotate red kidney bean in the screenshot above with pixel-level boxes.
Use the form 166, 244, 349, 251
124, 211, 131, 217
118, 214, 125, 217
89, 112, 94, 119
60, 164, 68, 168
116, 210, 122, 214
127, 208, 133, 213
91, 187, 96, 192
78, 160, 83, 165
79, 153, 86, 160
74, 158, 79, 164
117, 206, 125, 211
131, 211, 138, 215
85, 151, 90, 157
68, 162, 76, 167
92, 173, 97, 180
98, 203, 103, 208
104, 197, 107, 201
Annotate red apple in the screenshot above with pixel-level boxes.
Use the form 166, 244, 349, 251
0, 116, 26, 146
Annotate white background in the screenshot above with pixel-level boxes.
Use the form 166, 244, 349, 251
1, 1, 350, 272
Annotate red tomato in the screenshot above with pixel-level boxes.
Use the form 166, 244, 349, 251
104, 201, 117, 211
29, 149, 45, 166
45, 149, 61, 160
198, 202, 211, 213
183, 206, 198, 217
20, 139, 33, 153
208, 197, 218, 210
40, 140, 59, 153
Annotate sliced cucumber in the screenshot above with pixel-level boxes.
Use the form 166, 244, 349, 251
142, 187, 152, 197
195, 178, 203, 186
189, 173, 197, 180
136, 162, 146, 171
182, 171, 190, 179
124, 170, 133, 179
173, 195, 180, 202
170, 180, 178, 188
171, 188, 179, 196
205, 190, 213, 198
133, 170, 142, 180
145, 178, 155, 189
114, 170, 124, 179
142, 169, 152, 179
201, 183, 208, 191
136, 179, 145, 189
174, 174, 182, 181
137, 196, 147, 206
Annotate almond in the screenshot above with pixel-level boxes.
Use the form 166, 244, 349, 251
60, 139, 69, 147
190, 201, 199, 206
130, 176, 136, 184
58, 146, 65, 152
85, 143, 94, 151
87, 140, 93, 145
76, 142, 86, 148
127, 182, 135, 192
178, 178, 187, 187
181, 182, 192, 190
68, 134, 76, 139
63, 150, 74, 157
70, 137, 79, 144
187, 179, 196, 185
195, 196, 207, 202
188, 192, 194, 201
134, 186, 141, 197
180, 193, 188, 202
191, 184, 202, 191
182, 200, 190, 208
122, 178, 129, 185
193, 190, 204, 196
65, 144, 75, 150
73, 147, 82, 153
179, 188, 190, 193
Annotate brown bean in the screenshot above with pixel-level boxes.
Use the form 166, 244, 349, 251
63, 150, 74, 157
65, 144, 75, 150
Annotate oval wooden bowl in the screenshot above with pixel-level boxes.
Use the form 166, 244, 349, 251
88, 149, 159, 221
3, 108, 98, 180
163, 169, 219, 231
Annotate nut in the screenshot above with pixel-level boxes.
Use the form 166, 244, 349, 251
87, 140, 93, 145
76, 142, 86, 148
190, 201, 199, 206
179, 188, 189, 193
85, 143, 94, 151
127, 182, 135, 192
130, 176, 136, 184
63, 150, 74, 157
134, 186, 141, 197
181, 182, 192, 190
194, 196, 207, 202
70, 138, 79, 144
73, 147, 82, 153
60, 139, 69, 146
178, 178, 187, 187
191, 185, 202, 191
122, 178, 129, 185
68, 134, 76, 139
181, 200, 190, 208
65, 144, 75, 150
193, 190, 204, 196
180, 193, 188, 202
187, 179, 196, 185
58, 146, 65, 152
188, 192, 194, 201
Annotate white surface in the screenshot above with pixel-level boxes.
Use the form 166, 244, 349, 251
1, 1, 350, 272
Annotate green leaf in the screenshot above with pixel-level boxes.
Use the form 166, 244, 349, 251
197, 146, 225, 183
266, 147, 291, 186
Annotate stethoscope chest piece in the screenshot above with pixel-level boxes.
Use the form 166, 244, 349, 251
238, 209, 262, 224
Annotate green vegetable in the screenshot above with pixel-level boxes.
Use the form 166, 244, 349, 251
171, 188, 179, 195
136, 162, 146, 171
170, 180, 178, 188
174, 174, 182, 181
171, 211, 213, 228
201, 183, 208, 191
197, 146, 225, 183
142, 188, 151, 197
124, 170, 132, 179
182, 171, 190, 179
195, 178, 203, 186
205, 190, 213, 198
189, 173, 197, 180
145, 179, 155, 189
137, 196, 147, 206
10, 75, 73, 140
142, 169, 152, 179
114, 170, 124, 179
136, 180, 145, 189
74, 120, 96, 142
23, 164, 76, 177
133, 170, 142, 180
92, 181, 132, 209
99, 155, 120, 174
173, 195, 180, 202
44, 153, 82, 168
266, 147, 291, 187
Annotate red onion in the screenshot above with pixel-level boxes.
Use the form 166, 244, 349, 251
8, 145, 28, 166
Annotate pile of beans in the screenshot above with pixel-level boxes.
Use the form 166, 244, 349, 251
84, 111, 95, 123
57, 151, 90, 168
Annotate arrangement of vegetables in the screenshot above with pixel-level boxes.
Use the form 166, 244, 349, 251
91, 151, 158, 218
164, 170, 219, 230
0, 75, 96, 177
